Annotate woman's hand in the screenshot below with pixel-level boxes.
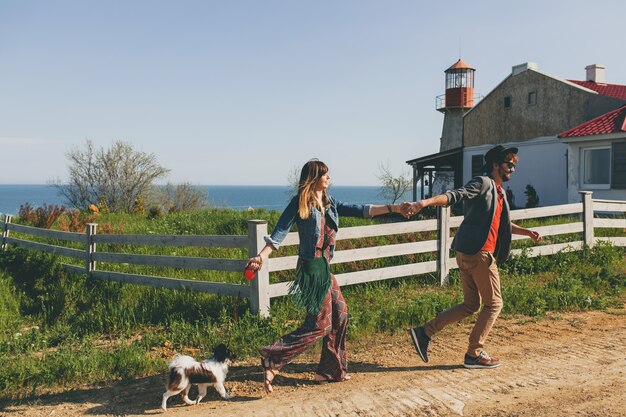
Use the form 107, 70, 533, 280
401, 201, 425, 217
400, 202, 413, 218
246, 255, 263, 271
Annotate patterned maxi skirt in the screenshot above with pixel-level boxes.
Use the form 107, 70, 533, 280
259, 216, 349, 381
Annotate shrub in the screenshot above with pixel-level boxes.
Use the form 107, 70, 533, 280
147, 206, 164, 219
147, 182, 209, 213
524, 184, 540, 208
57, 209, 98, 233
18, 203, 65, 229
52, 139, 169, 213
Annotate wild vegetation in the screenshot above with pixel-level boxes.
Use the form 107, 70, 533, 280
0, 207, 624, 400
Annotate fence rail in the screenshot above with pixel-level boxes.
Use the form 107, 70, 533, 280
2, 191, 625, 317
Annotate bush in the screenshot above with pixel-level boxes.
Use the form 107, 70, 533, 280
52, 139, 169, 213
147, 182, 209, 213
524, 184, 540, 208
18, 203, 65, 229
57, 209, 98, 233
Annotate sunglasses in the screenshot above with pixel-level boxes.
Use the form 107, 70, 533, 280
504, 161, 516, 170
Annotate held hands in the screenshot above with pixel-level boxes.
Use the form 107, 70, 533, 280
400, 201, 425, 218
395, 202, 414, 219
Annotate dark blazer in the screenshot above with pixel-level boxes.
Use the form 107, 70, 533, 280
444, 176, 512, 264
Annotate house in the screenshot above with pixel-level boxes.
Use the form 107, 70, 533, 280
559, 105, 626, 202
407, 61, 626, 206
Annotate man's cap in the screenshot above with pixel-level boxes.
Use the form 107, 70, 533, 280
483, 145, 518, 173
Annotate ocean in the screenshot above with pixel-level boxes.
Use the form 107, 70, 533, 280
0, 184, 416, 216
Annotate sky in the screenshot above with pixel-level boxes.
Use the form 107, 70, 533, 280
1, 0, 624, 186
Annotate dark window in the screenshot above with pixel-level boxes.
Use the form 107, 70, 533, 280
612, 141, 626, 189
583, 147, 610, 185
528, 91, 537, 105
471, 154, 484, 177
504, 96, 512, 109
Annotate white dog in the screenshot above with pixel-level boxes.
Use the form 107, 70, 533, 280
161, 344, 236, 410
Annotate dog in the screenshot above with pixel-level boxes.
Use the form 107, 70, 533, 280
161, 344, 236, 410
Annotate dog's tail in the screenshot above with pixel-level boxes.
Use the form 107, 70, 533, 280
168, 354, 196, 369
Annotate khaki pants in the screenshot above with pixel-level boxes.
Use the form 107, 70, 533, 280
424, 251, 503, 357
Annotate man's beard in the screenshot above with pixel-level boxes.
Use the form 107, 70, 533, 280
500, 168, 511, 182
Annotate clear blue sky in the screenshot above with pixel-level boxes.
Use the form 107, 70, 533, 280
1, 0, 624, 185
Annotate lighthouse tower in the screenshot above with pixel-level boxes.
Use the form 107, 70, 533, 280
437, 59, 475, 151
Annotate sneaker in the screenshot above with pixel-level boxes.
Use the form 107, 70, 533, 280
463, 351, 500, 369
409, 326, 430, 363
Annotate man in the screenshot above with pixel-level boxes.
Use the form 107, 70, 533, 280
407, 145, 542, 369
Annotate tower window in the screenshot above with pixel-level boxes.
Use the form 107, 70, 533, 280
504, 95, 512, 109
528, 91, 537, 105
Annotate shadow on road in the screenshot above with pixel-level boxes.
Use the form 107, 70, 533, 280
0, 360, 461, 415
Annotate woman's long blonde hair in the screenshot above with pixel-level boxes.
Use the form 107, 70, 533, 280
298, 160, 329, 219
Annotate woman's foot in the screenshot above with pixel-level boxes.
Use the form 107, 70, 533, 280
313, 373, 351, 383
264, 368, 276, 393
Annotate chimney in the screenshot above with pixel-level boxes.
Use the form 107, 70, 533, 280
512, 62, 539, 76
585, 64, 606, 83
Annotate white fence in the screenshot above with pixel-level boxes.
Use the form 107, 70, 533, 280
2, 191, 625, 317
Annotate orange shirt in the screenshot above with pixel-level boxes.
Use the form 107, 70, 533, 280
481, 184, 504, 253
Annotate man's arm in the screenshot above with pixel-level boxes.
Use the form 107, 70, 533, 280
511, 222, 542, 244
404, 194, 449, 216
404, 176, 485, 217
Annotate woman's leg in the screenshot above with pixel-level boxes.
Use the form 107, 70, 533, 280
260, 285, 334, 373
315, 275, 349, 381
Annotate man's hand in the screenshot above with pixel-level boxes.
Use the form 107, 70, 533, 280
400, 201, 425, 217
528, 230, 542, 244
400, 201, 413, 218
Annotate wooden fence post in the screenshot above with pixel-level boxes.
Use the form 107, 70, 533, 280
1, 214, 12, 251
248, 220, 270, 317
86, 223, 98, 273
580, 191, 594, 248
437, 205, 451, 285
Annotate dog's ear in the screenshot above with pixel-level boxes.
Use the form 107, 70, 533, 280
212, 344, 228, 362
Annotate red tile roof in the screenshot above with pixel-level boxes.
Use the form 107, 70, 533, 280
559, 105, 626, 138
567, 80, 626, 100
446, 59, 474, 71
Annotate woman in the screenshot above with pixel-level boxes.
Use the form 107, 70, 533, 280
246, 159, 408, 393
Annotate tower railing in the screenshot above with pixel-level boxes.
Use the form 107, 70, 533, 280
436, 93, 483, 111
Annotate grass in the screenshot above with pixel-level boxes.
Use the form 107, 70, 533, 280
0, 208, 624, 400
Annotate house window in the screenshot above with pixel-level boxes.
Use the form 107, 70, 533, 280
504, 95, 512, 109
528, 91, 537, 105
582, 147, 611, 188
471, 154, 484, 177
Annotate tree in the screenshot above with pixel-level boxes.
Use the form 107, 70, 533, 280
524, 184, 540, 208
53, 140, 170, 213
148, 182, 209, 213
285, 165, 300, 198
377, 162, 412, 204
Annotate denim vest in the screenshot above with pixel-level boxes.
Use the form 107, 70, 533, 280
265, 195, 372, 260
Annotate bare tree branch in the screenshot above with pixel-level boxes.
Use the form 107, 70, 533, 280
377, 162, 411, 204
51, 139, 170, 213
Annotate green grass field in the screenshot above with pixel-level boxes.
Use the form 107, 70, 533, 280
0, 208, 624, 399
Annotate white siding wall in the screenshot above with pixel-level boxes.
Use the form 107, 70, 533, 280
463, 137, 568, 207
566, 136, 626, 203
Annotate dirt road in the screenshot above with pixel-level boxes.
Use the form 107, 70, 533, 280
2, 309, 625, 417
